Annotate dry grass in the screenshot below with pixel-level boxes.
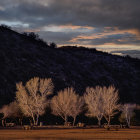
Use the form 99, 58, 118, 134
0, 128, 140, 140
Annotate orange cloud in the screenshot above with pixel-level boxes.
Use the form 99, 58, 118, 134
41, 24, 94, 32
59, 24, 94, 30
112, 27, 140, 36
69, 27, 140, 43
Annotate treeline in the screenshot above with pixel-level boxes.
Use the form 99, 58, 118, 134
21, 32, 57, 49
0, 24, 57, 49
0, 77, 139, 127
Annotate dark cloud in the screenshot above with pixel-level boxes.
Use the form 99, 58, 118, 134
0, 0, 140, 49
0, 0, 140, 29
74, 34, 140, 46
39, 31, 80, 44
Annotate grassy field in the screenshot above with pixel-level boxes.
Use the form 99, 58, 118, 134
0, 128, 140, 140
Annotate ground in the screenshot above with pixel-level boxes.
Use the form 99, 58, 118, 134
0, 128, 140, 140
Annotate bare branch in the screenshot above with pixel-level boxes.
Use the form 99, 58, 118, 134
16, 77, 54, 125
51, 87, 84, 125
120, 104, 136, 127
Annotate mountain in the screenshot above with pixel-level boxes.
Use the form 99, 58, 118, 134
0, 25, 140, 106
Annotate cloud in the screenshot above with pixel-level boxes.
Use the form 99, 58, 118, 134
0, 6, 5, 11
0, 0, 140, 29
0, 0, 140, 49
69, 27, 140, 45
39, 31, 80, 44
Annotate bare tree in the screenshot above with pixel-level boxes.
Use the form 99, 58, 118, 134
120, 104, 136, 128
51, 87, 83, 125
84, 87, 104, 127
16, 77, 54, 125
84, 86, 119, 127
0, 101, 21, 126
0, 104, 13, 120
69, 96, 84, 126
102, 86, 120, 126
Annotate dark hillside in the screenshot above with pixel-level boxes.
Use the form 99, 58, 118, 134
0, 25, 140, 106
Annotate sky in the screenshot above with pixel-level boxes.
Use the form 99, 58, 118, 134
0, 0, 140, 58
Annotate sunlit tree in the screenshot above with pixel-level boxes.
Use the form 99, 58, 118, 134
69, 96, 84, 126
51, 87, 83, 125
120, 104, 136, 127
84, 87, 104, 127
84, 86, 119, 127
16, 77, 54, 125
102, 86, 120, 126
0, 101, 21, 125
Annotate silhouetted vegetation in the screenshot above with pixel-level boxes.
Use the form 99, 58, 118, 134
0, 24, 11, 30
0, 25, 140, 108
50, 42, 57, 48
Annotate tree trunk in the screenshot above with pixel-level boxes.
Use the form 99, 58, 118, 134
36, 114, 39, 126
73, 116, 76, 126
2, 119, 4, 127
32, 116, 36, 126
98, 119, 101, 128
19, 118, 23, 126
21, 118, 23, 126
127, 116, 130, 128
64, 115, 68, 125
5, 119, 7, 125
107, 116, 111, 126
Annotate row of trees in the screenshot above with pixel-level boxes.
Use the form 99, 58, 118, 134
0, 77, 137, 127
